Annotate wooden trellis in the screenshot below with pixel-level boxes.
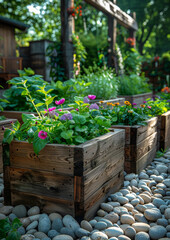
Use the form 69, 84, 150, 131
60, 0, 138, 78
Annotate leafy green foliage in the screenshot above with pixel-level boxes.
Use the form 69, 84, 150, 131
81, 65, 118, 100
2, 69, 55, 112
0, 116, 6, 121
3, 78, 111, 154
0, 218, 22, 240
142, 98, 169, 116
118, 74, 151, 95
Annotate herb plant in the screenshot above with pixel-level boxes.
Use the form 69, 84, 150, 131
0, 218, 22, 240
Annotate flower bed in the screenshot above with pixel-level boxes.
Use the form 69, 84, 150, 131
118, 92, 153, 106
0, 118, 16, 173
111, 117, 158, 174
3, 129, 125, 220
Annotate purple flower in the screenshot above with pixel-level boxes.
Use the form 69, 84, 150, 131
60, 113, 73, 121
147, 106, 152, 109
133, 107, 137, 109
55, 98, 65, 105
88, 95, 96, 100
38, 131, 48, 140
143, 101, 147, 104
132, 103, 137, 106
89, 103, 99, 110
45, 107, 56, 112
84, 97, 90, 103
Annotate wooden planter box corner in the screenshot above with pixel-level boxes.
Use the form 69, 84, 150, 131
3, 129, 125, 220
111, 117, 158, 174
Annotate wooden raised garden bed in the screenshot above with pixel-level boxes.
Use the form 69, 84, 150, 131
111, 117, 158, 174
0, 118, 16, 173
3, 129, 125, 220
118, 92, 153, 106
159, 111, 170, 150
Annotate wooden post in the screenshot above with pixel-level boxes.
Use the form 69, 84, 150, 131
108, 0, 118, 73
60, 0, 75, 80
129, 12, 136, 48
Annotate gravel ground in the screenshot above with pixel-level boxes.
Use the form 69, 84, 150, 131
0, 149, 170, 240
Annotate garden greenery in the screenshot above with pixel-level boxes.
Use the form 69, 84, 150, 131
3, 80, 111, 154
118, 74, 151, 96
0, 218, 22, 240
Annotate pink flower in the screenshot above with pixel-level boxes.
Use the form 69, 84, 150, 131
132, 103, 137, 105
133, 107, 137, 109
143, 101, 147, 104
88, 95, 96, 100
76, 108, 79, 111
45, 107, 56, 112
147, 106, 152, 109
55, 98, 65, 105
38, 131, 48, 140
58, 109, 62, 111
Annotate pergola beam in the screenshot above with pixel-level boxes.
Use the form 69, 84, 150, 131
84, 0, 138, 31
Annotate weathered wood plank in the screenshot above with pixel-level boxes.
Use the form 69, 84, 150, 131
84, 170, 124, 220
11, 190, 75, 216
84, 149, 124, 200
125, 132, 157, 161
9, 167, 74, 200
0, 145, 2, 173
10, 141, 74, 175
84, 0, 138, 30
160, 111, 170, 150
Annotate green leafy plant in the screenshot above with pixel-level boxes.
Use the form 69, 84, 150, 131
81, 65, 118, 100
142, 98, 169, 116
155, 148, 167, 158
100, 101, 150, 126
118, 74, 151, 96
0, 116, 6, 121
3, 80, 111, 154
2, 69, 55, 112
0, 218, 22, 240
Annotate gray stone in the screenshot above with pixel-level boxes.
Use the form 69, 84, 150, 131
144, 208, 162, 221
20, 218, 31, 228
120, 214, 135, 225
136, 204, 147, 213
20, 234, 35, 240
91, 231, 108, 240
26, 229, 37, 234
52, 217, 63, 232
38, 214, 51, 234
53, 235, 73, 240
29, 214, 41, 222
104, 213, 119, 223
89, 220, 97, 227
120, 189, 130, 196
63, 214, 80, 232
114, 207, 128, 215
8, 213, 17, 221
131, 199, 140, 206
153, 198, 166, 208
132, 223, 150, 233
75, 228, 90, 238
140, 194, 151, 203
125, 174, 136, 181
26, 220, 38, 231
134, 213, 148, 223
139, 172, 149, 179
164, 208, 170, 219
124, 181, 130, 187
105, 227, 123, 237
157, 218, 168, 227
117, 196, 129, 205
100, 203, 113, 212
163, 179, 170, 187
125, 194, 136, 201
28, 206, 40, 216
34, 232, 49, 239
123, 203, 134, 211
60, 227, 75, 238
0, 213, 7, 220
100, 218, 113, 227
48, 229, 59, 238
81, 220, 93, 232
12, 205, 27, 218
0, 206, 13, 215
49, 213, 62, 221
149, 225, 167, 239
156, 164, 168, 174
118, 235, 131, 240
135, 232, 150, 240
124, 226, 136, 239
97, 209, 107, 217
95, 221, 107, 230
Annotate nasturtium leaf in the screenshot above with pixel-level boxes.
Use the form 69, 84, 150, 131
3, 129, 14, 144
73, 115, 86, 124
33, 132, 49, 155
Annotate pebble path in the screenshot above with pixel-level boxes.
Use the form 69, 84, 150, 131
0, 150, 170, 240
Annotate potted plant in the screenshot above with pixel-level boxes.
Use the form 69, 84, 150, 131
3, 80, 125, 220
100, 101, 158, 174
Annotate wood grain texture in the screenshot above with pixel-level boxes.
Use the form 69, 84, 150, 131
10, 141, 74, 175
160, 111, 170, 150
5, 130, 125, 220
